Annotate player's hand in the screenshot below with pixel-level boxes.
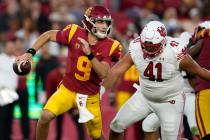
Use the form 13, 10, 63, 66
15, 53, 32, 65
77, 37, 91, 55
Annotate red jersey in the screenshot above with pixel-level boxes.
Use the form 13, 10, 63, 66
56, 24, 122, 95
115, 65, 139, 94
195, 38, 210, 91
45, 68, 63, 99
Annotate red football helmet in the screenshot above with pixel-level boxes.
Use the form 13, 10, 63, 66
140, 21, 167, 58
82, 5, 112, 39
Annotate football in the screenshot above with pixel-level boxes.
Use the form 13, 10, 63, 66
13, 61, 31, 75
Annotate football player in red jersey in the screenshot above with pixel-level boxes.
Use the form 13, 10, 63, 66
15, 5, 122, 140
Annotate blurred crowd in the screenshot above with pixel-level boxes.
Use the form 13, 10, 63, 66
0, 0, 210, 53
0, 0, 210, 140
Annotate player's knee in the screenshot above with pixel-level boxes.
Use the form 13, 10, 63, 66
142, 118, 159, 132
110, 119, 126, 133
39, 110, 56, 124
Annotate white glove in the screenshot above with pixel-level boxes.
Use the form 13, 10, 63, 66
198, 21, 210, 29
99, 85, 106, 100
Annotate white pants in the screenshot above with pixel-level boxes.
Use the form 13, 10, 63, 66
143, 92, 197, 135
110, 91, 185, 140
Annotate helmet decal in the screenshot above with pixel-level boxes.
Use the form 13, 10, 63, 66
157, 26, 167, 37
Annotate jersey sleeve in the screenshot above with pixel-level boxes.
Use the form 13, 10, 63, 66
102, 40, 123, 65
171, 37, 188, 65
179, 32, 191, 45
129, 38, 141, 63
56, 24, 78, 46
109, 40, 123, 61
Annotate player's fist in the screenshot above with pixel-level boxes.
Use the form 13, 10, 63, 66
15, 53, 32, 64
77, 37, 91, 55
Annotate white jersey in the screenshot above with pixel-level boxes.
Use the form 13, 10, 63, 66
129, 35, 189, 101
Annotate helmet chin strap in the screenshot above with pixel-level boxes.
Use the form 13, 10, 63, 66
93, 30, 107, 39
91, 26, 111, 39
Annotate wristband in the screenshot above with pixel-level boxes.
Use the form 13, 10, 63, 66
26, 48, 36, 56
87, 52, 94, 60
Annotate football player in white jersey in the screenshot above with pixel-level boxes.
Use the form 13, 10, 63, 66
142, 33, 200, 140
142, 72, 199, 140
101, 20, 210, 140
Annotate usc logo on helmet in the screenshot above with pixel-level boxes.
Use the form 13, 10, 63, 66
85, 7, 93, 17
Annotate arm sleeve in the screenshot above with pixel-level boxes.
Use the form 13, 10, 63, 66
179, 32, 191, 45
56, 24, 78, 46
102, 41, 123, 65
172, 38, 188, 67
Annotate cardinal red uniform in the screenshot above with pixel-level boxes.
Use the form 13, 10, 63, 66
44, 24, 122, 138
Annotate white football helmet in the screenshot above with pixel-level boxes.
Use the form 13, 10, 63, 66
140, 21, 167, 58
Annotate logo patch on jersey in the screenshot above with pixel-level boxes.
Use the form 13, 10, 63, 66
170, 41, 179, 47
